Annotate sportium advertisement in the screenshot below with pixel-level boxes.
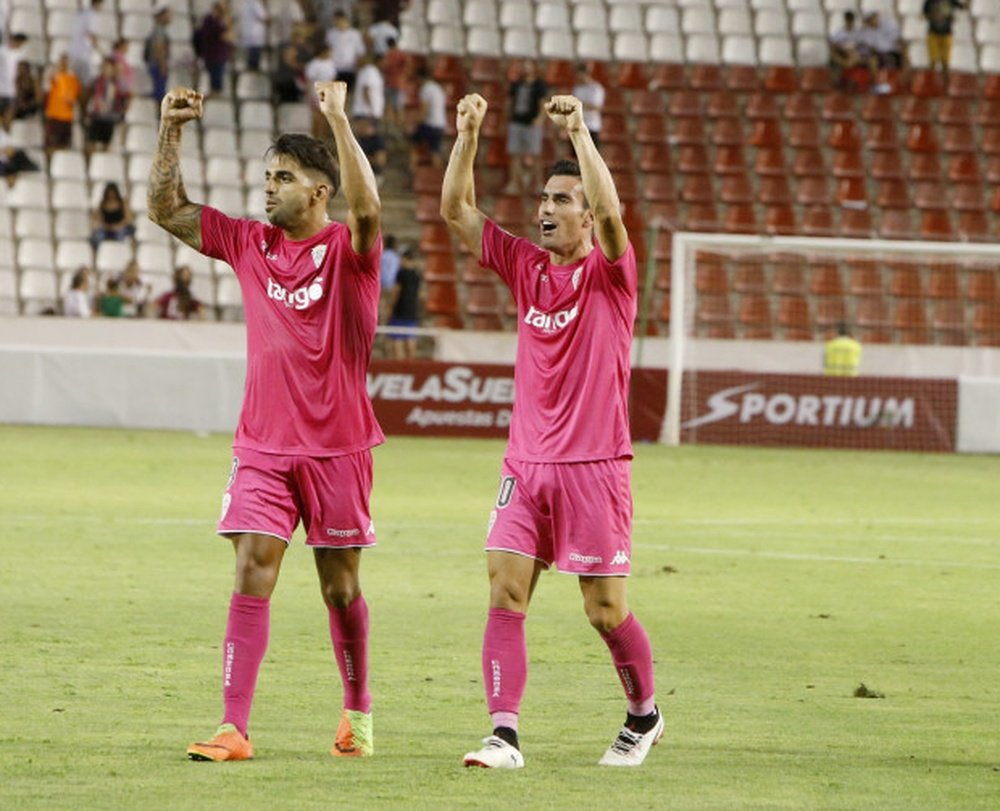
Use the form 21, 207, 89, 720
367, 361, 667, 442
679, 371, 958, 452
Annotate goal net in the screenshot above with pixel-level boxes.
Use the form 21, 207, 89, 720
659, 232, 1000, 452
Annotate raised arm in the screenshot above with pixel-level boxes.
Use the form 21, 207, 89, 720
316, 80, 381, 255
440, 93, 488, 260
546, 95, 628, 262
147, 87, 204, 250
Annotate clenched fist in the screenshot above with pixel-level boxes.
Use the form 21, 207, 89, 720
160, 87, 204, 126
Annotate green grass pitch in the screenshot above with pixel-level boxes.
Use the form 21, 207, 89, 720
0, 425, 997, 810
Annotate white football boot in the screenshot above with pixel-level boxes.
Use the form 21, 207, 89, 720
463, 735, 525, 769
598, 709, 664, 766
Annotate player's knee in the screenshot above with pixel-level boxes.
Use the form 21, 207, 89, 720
320, 580, 360, 609
584, 600, 626, 634
489, 576, 529, 611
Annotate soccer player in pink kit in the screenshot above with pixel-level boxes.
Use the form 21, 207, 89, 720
441, 93, 663, 768
148, 82, 383, 761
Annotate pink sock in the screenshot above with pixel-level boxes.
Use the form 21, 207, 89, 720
221, 592, 270, 737
600, 612, 657, 717
482, 608, 527, 731
328, 594, 372, 713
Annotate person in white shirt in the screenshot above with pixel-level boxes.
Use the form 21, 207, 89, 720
0, 31, 27, 129
63, 267, 94, 318
325, 11, 366, 91
861, 11, 905, 69
239, 0, 268, 71
352, 52, 386, 182
304, 43, 338, 141
70, 0, 104, 88
409, 63, 446, 170
366, 16, 399, 57
572, 63, 605, 149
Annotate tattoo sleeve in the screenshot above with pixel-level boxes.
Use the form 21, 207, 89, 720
147, 124, 203, 249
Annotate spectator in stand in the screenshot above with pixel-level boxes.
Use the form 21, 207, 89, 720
157, 265, 205, 320
85, 57, 127, 156
381, 37, 406, 136
239, 0, 269, 72
379, 233, 401, 323
504, 59, 548, 195
91, 181, 136, 249
366, 13, 399, 57
352, 52, 387, 185
386, 246, 421, 360
830, 11, 874, 92
273, 44, 305, 103
0, 32, 28, 130
0, 124, 40, 187
97, 276, 126, 317
572, 63, 604, 150
325, 11, 366, 91
409, 62, 445, 170
272, 0, 306, 48
145, 6, 172, 105
823, 322, 861, 376
861, 11, 906, 71
111, 39, 135, 116
924, 0, 967, 79
13, 61, 43, 121
43, 54, 81, 159
69, 0, 105, 93
63, 266, 94, 318
195, 1, 235, 98
304, 42, 338, 142
117, 258, 151, 317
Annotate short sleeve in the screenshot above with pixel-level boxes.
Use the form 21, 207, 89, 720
200, 206, 254, 266
480, 219, 541, 289
599, 240, 638, 296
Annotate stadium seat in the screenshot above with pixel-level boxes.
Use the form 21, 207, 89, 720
724, 204, 758, 234
789, 119, 822, 149
888, 263, 924, 298
695, 293, 734, 338
745, 92, 780, 120
732, 257, 766, 294
956, 211, 990, 241
877, 179, 911, 209
920, 210, 954, 240
815, 296, 848, 334
783, 92, 818, 120
750, 119, 783, 149
839, 208, 875, 238
777, 296, 812, 340
801, 206, 837, 236
821, 94, 855, 122
908, 153, 943, 181
668, 117, 704, 146
755, 148, 787, 177
972, 303, 1000, 346
738, 294, 773, 339
758, 176, 792, 205
832, 151, 865, 179
931, 300, 968, 346
799, 65, 832, 91
796, 176, 832, 205
927, 268, 961, 300
894, 299, 929, 344
714, 145, 747, 175
678, 146, 711, 175
724, 65, 760, 92
721, 174, 754, 205
906, 123, 940, 153
711, 118, 744, 147
947, 153, 982, 184
865, 121, 899, 151
792, 147, 826, 177
880, 208, 917, 240
764, 205, 797, 235
684, 203, 721, 232
681, 174, 716, 205
967, 270, 999, 302
951, 183, 986, 212
642, 173, 677, 203
856, 297, 892, 343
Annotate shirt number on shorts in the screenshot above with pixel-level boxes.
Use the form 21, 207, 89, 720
496, 476, 516, 509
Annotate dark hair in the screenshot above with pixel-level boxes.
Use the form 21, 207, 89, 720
101, 181, 123, 204
547, 159, 589, 209
845, 11, 855, 22
267, 133, 340, 194
71, 266, 89, 289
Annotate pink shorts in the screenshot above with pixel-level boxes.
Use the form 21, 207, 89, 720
217, 446, 376, 548
485, 457, 633, 575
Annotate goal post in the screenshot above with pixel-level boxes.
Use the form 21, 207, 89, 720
661, 231, 1000, 449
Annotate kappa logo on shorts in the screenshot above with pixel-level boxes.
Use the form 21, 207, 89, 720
610, 550, 630, 566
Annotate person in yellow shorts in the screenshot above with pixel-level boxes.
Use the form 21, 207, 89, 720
924, 0, 967, 79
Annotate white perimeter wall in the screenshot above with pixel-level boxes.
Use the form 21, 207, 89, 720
1, 317, 999, 452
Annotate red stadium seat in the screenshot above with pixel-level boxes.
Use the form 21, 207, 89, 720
836, 176, 867, 206
946, 72, 979, 98
888, 263, 924, 298
939, 98, 972, 125
745, 92, 779, 120
800, 67, 832, 93
828, 121, 862, 150
690, 64, 723, 91
931, 300, 968, 346
796, 176, 832, 205
975, 101, 1000, 127
914, 181, 949, 210
711, 118, 744, 147
650, 63, 686, 92
631, 90, 666, 117
695, 294, 733, 338
810, 263, 844, 297
637, 115, 670, 145
720, 174, 754, 205
684, 203, 720, 231
831, 150, 865, 179
470, 57, 503, 83
927, 268, 961, 299
920, 210, 954, 240
957, 211, 990, 241
839, 208, 874, 238
732, 258, 767, 293
893, 299, 929, 344
544, 59, 576, 88
416, 193, 443, 223
801, 206, 837, 236
419, 223, 452, 255
764, 205, 797, 235
876, 179, 910, 209
951, 183, 986, 212
725, 65, 760, 92
861, 94, 894, 122
461, 254, 495, 284
947, 153, 981, 184
425, 280, 460, 319
413, 164, 445, 194
772, 259, 806, 294
758, 176, 792, 205
777, 296, 813, 340
910, 69, 944, 98
871, 151, 905, 180
821, 93, 855, 121
677, 145, 710, 174
642, 173, 677, 203
908, 153, 942, 181
638, 143, 672, 174
738, 294, 773, 339
668, 91, 702, 118
617, 62, 650, 90
856, 297, 892, 342
481, 109, 506, 139
972, 303, 1000, 346
669, 117, 705, 146
792, 148, 826, 177
755, 147, 787, 177
900, 96, 934, 123
880, 208, 916, 239
680, 173, 715, 204
714, 145, 747, 175
750, 119, 783, 149
706, 90, 740, 120
906, 123, 940, 153
723, 204, 757, 234
763, 65, 797, 94
982, 128, 1000, 155
847, 261, 885, 296
788, 119, 821, 149
865, 121, 899, 151
783, 92, 818, 120
424, 252, 457, 282
943, 125, 976, 153
695, 255, 729, 295
815, 296, 848, 333
601, 141, 634, 172
967, 270, 999, 302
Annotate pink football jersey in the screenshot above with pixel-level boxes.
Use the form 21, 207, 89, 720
200, 206, 384, 456
481, 219, 637, 462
